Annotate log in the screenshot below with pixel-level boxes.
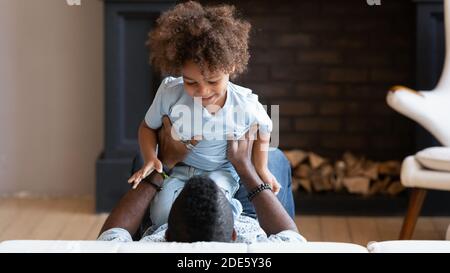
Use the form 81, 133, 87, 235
297, 178, 312, 193
320, 164, 334, 177
283, 149, 403, 197
291, 177, 301, 192
379, 177, 392, 194
334, 160, 346, 177
300, 179, 312, 193
344, 153, 365, 177
320, 164, 335, 191
362, 160, 379, 180
308, 152, 326, 169
343, 152, 358, 168
368, 177, 390, 195
330, 176, 345, 192
343, 176, 370, 195
378, 160, 401, 176
334, 160, 346, 191
386, 181, 405, 196
346, 161, 364, 177
284, 150, 308, 168
294, 164, 311, 178
310, 169, 333, 192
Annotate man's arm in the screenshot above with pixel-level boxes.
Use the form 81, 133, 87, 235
99, 172, 163, 236
227, 129, 298, 235
237, 164, 298, 235
99, 116, 195, 238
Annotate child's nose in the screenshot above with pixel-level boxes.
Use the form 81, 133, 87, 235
196, 85, 210, 97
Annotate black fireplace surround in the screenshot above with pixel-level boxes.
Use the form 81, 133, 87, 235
96, 0, 175, 212
96, 0, 450, 215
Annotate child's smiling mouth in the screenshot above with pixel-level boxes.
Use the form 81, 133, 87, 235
202, 94, 215, 103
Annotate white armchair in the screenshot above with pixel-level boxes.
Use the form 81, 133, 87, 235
386, 0, 450, 240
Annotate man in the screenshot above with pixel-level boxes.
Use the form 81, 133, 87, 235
98, 117, 305, 243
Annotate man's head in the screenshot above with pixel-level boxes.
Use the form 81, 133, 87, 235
166, 176, 236, 242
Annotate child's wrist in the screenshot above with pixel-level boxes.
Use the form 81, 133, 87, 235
255, 165, 269, 174
144, 154, 158, 164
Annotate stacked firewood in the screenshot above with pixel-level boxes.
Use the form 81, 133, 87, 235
284, 150, 405, 196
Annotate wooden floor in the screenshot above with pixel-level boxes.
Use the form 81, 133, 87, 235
0, 197, 449, 245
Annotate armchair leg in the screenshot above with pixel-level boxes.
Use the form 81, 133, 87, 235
399, 188, 427, 240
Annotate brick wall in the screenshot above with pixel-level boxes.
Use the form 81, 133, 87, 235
201, 0, 416, 160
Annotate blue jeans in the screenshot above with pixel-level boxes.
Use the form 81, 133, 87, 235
233, 148, 295, 219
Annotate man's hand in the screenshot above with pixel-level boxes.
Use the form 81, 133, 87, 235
157, 116, 199, 169
226, 124, 258, 174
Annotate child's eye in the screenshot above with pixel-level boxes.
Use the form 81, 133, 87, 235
185, 81, 196, 85
208, 81, 218, 85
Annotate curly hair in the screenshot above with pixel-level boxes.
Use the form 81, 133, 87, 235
146, 1, 251, 78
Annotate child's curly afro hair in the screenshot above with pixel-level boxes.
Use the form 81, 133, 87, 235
146, 1, 251, 77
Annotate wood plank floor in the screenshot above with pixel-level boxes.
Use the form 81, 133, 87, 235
0, 197, 448, 245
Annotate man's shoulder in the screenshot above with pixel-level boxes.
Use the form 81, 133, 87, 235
233, 215, 306, 244
233, 214, 265, 244
140, 224, 168, 242
265, 230, 307, 243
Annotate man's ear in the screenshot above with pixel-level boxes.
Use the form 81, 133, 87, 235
231, 228, 237, 241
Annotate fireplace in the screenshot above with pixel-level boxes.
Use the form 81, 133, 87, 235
97, 0, 450, 215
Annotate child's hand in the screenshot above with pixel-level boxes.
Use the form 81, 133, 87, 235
128, 157, 163, 189
257, 168, 281, 195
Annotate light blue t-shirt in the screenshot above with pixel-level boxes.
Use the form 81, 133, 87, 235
144, 76, 272, 172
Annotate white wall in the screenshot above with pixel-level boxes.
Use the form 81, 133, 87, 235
0, 0, 104, 196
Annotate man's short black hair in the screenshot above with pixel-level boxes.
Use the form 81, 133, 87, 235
166, 176, 234, 242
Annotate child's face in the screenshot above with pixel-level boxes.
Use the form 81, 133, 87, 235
182, 60, 230, 108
